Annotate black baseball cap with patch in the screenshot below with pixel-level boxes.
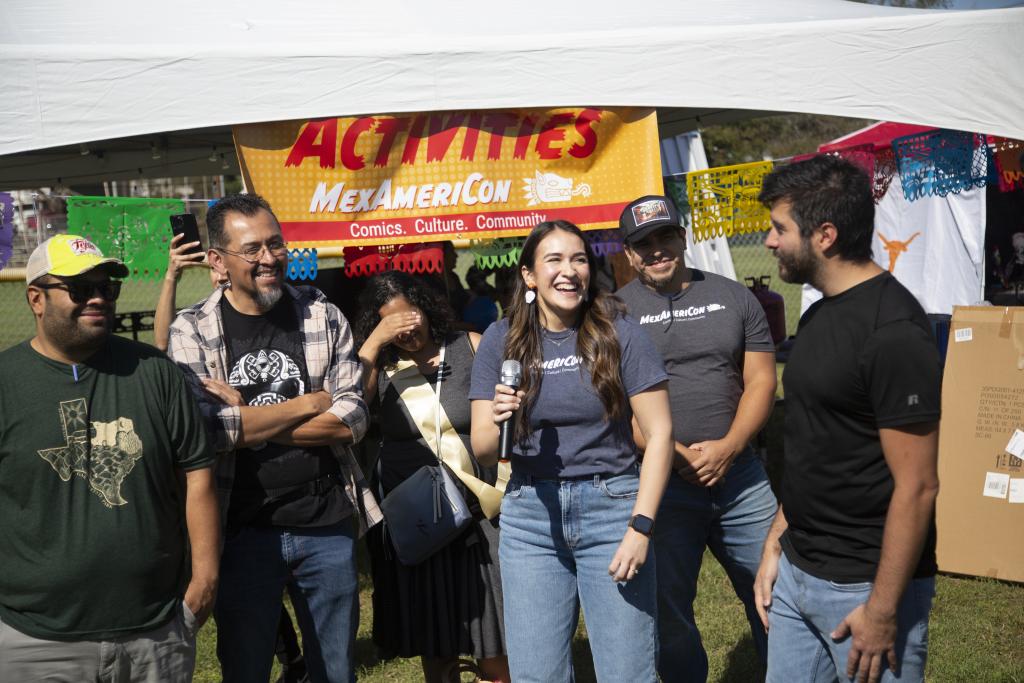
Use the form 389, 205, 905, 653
618, 195, 684, 244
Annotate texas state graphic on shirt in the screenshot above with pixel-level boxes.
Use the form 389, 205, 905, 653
37, 398, 144, 507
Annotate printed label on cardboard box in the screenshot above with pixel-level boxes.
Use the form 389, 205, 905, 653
983, 471, 1010, 499
1005, 428, 1024, 458
1008, 479, 1024, 504
954, 327, 973, 343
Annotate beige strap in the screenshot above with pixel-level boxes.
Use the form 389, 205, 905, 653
385, 344, 506, 519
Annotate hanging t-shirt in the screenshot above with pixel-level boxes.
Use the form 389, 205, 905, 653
220, 294, 349, 529
615, 270, 774, 447
0, 337, 213, 641
781, 271, 941, 583
469, 315, 668, 479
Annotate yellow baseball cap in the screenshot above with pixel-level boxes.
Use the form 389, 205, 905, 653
26, 234, 129, 284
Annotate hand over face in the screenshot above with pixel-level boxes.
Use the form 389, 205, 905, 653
371, 311, 424, 349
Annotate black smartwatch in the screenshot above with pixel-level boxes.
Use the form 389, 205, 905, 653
628, 514, 655, 537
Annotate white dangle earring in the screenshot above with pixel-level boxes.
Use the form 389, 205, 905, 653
524, 287, 536, 304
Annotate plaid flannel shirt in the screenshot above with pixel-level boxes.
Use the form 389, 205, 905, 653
167, 283, 382, 536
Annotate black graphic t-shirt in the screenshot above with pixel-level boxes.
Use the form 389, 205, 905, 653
221, 294, 349, 528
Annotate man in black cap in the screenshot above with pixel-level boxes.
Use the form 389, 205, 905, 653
615, 196, 778, 682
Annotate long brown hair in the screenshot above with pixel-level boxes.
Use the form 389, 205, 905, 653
504, 220, 627, 443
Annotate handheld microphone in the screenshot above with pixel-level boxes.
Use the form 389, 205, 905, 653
498, 359, 523, 462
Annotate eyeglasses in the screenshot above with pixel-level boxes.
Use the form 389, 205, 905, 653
215, 241, 289, 265
34, 280, 122, 303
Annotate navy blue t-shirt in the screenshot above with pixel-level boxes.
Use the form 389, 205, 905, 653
469, 315, 668, 479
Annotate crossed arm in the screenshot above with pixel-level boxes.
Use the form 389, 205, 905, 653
169, 309, 365, 451
200, 379, 352, 448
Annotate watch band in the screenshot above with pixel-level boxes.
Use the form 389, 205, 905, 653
629, 513, 655, 537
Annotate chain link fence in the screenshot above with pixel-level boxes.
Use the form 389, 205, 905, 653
725, 230, 802, 339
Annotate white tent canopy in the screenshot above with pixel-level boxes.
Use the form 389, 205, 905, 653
1, 0, 1022, 188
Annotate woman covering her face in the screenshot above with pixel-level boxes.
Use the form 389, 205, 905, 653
468, 220, 674, 682
354, 271, 509, 683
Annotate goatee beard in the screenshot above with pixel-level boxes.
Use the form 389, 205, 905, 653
255, 285, 283, 310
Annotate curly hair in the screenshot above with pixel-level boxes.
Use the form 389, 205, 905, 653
504, 220, 627, 443
353, 271, 455, 367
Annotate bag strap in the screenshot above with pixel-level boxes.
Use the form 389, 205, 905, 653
385, 342, 507, 519
433, 341, 446, 467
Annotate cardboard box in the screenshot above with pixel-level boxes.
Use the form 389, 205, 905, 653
936, 306, 1024, 583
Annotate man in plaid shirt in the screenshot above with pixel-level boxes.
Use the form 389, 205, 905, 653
168, 193, 380, 683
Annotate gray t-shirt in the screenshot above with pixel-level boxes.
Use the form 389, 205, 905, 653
615, 271, 774, 447
469, 315, 668, 479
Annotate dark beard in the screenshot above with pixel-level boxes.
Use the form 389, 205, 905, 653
42, 309, 111, 356
776, 242, 819, 286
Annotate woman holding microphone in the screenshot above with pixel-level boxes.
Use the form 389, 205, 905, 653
469, 220, 675, 682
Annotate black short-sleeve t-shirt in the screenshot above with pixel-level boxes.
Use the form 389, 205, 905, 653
780, 271, 941, 583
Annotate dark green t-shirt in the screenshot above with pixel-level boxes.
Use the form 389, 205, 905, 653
0, 337, 215, 641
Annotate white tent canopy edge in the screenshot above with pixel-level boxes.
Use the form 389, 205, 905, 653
1, 0, 1022, 167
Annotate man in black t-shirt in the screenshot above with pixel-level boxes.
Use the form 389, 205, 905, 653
169, 194, 379, 683
755, 156, 941, 683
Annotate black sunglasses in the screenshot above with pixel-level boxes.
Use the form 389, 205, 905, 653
34, 280, 122, 303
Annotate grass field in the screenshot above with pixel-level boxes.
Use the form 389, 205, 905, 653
186, 548, 1024, 682
3, 256, 1023, 681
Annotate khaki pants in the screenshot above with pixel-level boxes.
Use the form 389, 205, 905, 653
0, 601, 198, 683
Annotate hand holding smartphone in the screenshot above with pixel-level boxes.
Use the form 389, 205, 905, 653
169, 213, 203, 255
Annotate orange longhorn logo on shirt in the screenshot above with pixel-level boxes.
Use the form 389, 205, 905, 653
877, 232, 921, 273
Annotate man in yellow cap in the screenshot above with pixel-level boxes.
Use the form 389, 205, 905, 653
0, 234, 219, 682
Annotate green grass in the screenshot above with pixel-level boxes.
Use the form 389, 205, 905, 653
189, 550, 1024, 682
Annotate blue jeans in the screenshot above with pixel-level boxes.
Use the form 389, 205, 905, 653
767, 554, 935, 683
214, 519, 359, 683
498, 466, 658, 683
653, 450, 777, 682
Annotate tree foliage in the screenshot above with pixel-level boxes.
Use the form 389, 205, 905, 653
700, 114, 870, 168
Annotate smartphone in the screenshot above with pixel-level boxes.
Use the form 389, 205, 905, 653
169, 213, 203, 255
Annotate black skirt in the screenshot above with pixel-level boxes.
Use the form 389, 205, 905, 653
368, 442, 505, 660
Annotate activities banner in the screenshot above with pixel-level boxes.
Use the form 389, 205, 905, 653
233, 107, 662, 248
